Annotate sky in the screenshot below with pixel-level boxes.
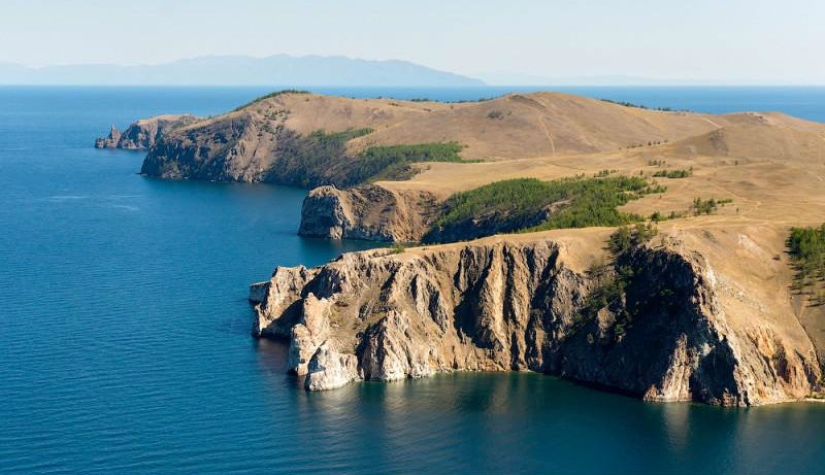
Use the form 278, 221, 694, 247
2, 0, 824, 84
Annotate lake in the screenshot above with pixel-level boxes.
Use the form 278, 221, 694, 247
1, 86, 824, 474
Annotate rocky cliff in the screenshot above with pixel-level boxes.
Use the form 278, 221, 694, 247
95, 114, 197, 150
298, 185, 439, 242
94, 125, 122, 149
249, 230, 822, 406
140, 111, 274, 181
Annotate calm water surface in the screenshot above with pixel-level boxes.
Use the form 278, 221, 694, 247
1, 86, 824, 474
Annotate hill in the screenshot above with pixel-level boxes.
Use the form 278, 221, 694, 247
139, 91, 753, 183
101, 90, 825, 404
134, 90, 825, 240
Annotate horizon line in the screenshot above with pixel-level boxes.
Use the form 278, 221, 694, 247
1, 83, 825, 88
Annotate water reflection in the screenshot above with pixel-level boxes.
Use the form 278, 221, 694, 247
297, 237, 378, 266
253, 345, 825, 474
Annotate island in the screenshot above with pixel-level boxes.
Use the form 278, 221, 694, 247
101, 90, 825, 406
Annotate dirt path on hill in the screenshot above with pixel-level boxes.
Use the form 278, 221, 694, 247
701, 117, 724, 129
537, 116, 556, 156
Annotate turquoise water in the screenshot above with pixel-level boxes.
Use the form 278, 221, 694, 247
1, 86, 825, 474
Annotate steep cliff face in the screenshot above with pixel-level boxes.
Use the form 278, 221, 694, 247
95, 126, 122, 149
298, 184, 439, 242
141, 112, 274, 181
95, 114, 197, 150
250, 233, 822, 406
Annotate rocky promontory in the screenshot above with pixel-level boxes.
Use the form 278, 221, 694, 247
95, 114, 197, 150
249, 229, 822, 406
98, 91, 825, 406
298, 185, 439, 242
121, 91, 825, 246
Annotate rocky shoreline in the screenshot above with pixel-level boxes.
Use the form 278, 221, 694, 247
95, 114, 197, 150
297, 185, 439, 242
94, 91, 825, 405
248, 231, 822, 406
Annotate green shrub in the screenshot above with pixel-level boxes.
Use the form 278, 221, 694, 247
267, 128, 373, 188
788, 224, 825, 299
423, 176, 657, 243
600, 99, 689, 112
266, 129, 467, 188
576, 273, 625, 329
652, 168, 692, 179
691, 197, 733, 215
351, 142, 465, 184
571, 222, 661, 338
607, 223, 659, 256
487, 110, 505, 120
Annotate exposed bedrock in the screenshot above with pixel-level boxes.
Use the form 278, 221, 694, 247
249, 236, 822, 406
140, 112, 271, 182
298, 184, 439, 242
95, 114, 197, 150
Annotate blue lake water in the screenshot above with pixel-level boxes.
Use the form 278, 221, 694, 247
1, 86, 825, 474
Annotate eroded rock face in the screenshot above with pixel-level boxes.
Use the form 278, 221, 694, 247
94, 126, 122, 149
250, 237, 822, 406
305, 342, 360, 391
251, 265, 314, 338
95, 115, 197, 150
298, 184, 439, 242
141, 112, 273, 181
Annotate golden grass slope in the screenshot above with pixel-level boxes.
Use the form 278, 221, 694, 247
223, 91, 757, 159
209, 90, 825, 399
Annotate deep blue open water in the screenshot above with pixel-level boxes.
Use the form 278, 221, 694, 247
1, 86, 825, 474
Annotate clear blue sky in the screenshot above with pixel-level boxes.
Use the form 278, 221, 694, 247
3, 0, 824, 84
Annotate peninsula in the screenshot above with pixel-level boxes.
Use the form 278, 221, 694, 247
103, 90, 825, 406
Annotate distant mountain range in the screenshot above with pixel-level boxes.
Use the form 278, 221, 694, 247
0, 55, 485, 87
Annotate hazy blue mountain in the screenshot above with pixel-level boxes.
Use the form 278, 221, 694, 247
0, 55, 485, 87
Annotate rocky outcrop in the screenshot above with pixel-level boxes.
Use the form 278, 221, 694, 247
95, 125, 122, 149
305, 342, 360, 391
298, 184, 439, 242
95, 114, 197, 150
250, 235, 822, 405
141, 112, 274, 181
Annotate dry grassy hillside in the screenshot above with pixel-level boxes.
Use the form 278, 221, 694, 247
141, 89, 825, 238
135, 89, 825, 402
236, 91, 754, 159
137, 89, 825, 228
374, 103, 825, 374
144, 90, 822, 190
379, 110, 825, 223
